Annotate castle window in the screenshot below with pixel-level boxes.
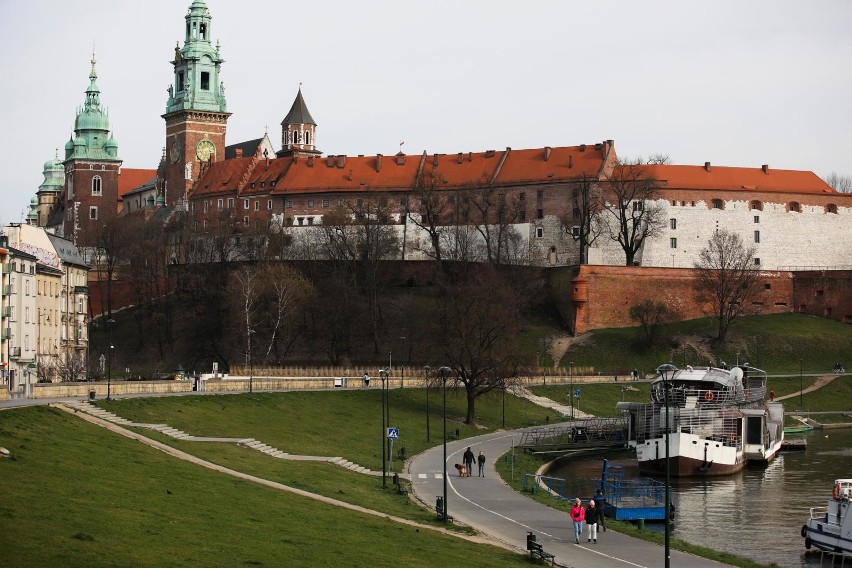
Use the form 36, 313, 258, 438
519, 210, 526, 222
712, 199, 724, 210
202, 219, 208, 229
286, 199, 293, 208
754, 230, 760, 243
535, 227, 544, 238
633, 201, 644, 212
204, 201, 209, 213
217, 199, 223, 210
201, 72, 210, 90
519, 192, 526, 201
754, 216, 760, 223
244, 199, 249, 209
571, 226, 580, 237
267, 200, 273, 210
788, 201, 801, 213
323, 199, 330, 208
670, 238, 677, 248
749, 200, 763, 211
307, 217, 314, 226
243, 216, 249, 226
91, 176, 102, 196
199, 23, 207, 40
228, 198, 234, 209
293, 131, 301, 144
177, 71, 185, 92
825, 203, 838, 214
254, 201, 259, 211
308, 199, 315, 208
305, 131, 311, 145
536, 209, 544, 219
754, 257, 761, 265
670, 218, 677, 230
89, 206, 98, 220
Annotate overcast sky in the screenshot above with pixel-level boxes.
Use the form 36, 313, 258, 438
1, 1, 850, 224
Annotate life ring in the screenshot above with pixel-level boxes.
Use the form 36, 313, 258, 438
801, 524, 808, 538
703, 391, 715, 402
834, 483, 843, 499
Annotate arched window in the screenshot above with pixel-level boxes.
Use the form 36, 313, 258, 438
711, 199, 725, 210
91, 176, 102, 196
293, 131, 301, 144
825, 203, 838, 214
788, 201, 801, 213
749, 200, 763, 211
305, 131, 311, 145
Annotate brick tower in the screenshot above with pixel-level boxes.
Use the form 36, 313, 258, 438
162, 0, 230, 207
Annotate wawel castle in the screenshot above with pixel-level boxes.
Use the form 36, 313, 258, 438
4, 0, 850, 393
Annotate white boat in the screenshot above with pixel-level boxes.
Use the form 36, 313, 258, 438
802, 479, 852, 554
616, 365, 784, 477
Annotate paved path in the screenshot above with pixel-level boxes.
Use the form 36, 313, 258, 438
408, 427, 732, 568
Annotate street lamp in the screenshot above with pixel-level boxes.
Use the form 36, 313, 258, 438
569, 362, 575, 419
247, 329, 255, 394
423, 366, 431, 442
438, 365, 452, 522
379, 368, 388, 488
501, 379, 506, 429
799, 359, 803, 409
656, 362, 678, 568
106, 318, 115, 400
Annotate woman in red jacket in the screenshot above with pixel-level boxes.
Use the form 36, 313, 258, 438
569, 498, 585, 544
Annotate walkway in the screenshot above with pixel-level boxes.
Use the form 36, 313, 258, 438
408, 428, 732, 568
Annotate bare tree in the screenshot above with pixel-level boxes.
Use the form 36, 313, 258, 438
693, 229, 762, 343
227, 266, 263, 367
256, 264, 315, 362
408, 169, 452, 263
824, 172, 852, 193
600, 161, 666, 266
435, 268, 524, 424
629, 299, 679, 346
559, 174, 604, 264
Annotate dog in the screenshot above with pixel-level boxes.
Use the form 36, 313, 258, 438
454, 463, 468, 477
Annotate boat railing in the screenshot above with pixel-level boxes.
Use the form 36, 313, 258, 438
650, 385, 743, 407
809, 506, 830, 522
627, 404, 742, 445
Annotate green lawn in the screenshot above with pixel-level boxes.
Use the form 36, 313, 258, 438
0, 406, 528, 567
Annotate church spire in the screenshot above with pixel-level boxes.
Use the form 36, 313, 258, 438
277, 86, 321, 157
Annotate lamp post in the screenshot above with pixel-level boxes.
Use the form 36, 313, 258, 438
438, 365, 452, 522
379, 368, 388, 487
423, 366, 431, 442
569, 362, 575, 419
799, 359, 803, 409
247, 329, 255, 394
656, 362, 678, 568
106, 318, 115, 400
501, 379, 506, 429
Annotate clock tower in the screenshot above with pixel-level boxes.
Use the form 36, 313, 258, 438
162, 0, 230, 207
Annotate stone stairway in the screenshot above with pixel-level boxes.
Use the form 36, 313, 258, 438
61, 400, 407, 479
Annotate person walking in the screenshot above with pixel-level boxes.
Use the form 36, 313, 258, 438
463, 447, 475, 477
586, 499, 602, 543
595, 488, 607, 532
569, 498, 585, 544
363, 372, 370, 387
477, 451, 486, 477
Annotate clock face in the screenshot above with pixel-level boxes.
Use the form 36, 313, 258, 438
196, 139, 215, 162
169, 139, 182, 163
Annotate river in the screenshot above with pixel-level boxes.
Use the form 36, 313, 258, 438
546, 429, 852, 568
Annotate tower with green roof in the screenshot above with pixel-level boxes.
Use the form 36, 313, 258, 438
62, 54, 122, 245
162, 0, 231, 207
35, 153, 64, 227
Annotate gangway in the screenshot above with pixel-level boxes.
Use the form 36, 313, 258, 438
518, 417, 629, 452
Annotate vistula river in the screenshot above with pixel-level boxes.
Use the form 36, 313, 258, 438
547, 429, 852, 568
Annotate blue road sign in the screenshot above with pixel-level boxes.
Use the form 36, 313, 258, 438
575, 387, 581, 399
387, 427, 400, 439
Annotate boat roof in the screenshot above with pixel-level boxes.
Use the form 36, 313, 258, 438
651, 365, 765, 388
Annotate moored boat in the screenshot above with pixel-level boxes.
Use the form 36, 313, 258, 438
802, 479, 852, 554
616, 364, 784, 477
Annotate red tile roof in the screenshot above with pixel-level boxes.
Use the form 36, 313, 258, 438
118, 168, 157, 198
642, 164, 837, 195
193, 157, 255, 197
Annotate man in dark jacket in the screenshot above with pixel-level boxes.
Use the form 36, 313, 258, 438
462, 447, 475, 477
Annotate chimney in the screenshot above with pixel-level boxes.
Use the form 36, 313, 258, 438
396, 153, 406, 165
544, 146, 552, 161
485, 149, 496, 158
327, 155, 335, 167
468, 152, 473, 161
336, 155, 346, 168
704, 161, 711, 172
457, 152, 463, 164
568, 155, 574, 169
433, 153, 440, 167
376, 154, 383, 172
579, 144, 586, 152
235, 148, 243, 158
307, 156, 314, 167
762, 164, 769, 174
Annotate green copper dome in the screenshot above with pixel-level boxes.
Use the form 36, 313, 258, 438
66, 54, 120, 162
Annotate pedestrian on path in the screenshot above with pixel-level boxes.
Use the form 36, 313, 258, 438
477, 451, 486, 477
363, 373, 370, 387
595, 488, 607, 532
463, 447, 475, 477
569, 498, 585, 544
586, 499, 601, 543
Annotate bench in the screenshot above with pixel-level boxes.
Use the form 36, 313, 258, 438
392, 473, 408, 495
528, 541, 555, 565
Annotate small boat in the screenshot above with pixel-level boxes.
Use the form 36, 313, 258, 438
802, 479, 852, 554
616, 364, 784, 477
